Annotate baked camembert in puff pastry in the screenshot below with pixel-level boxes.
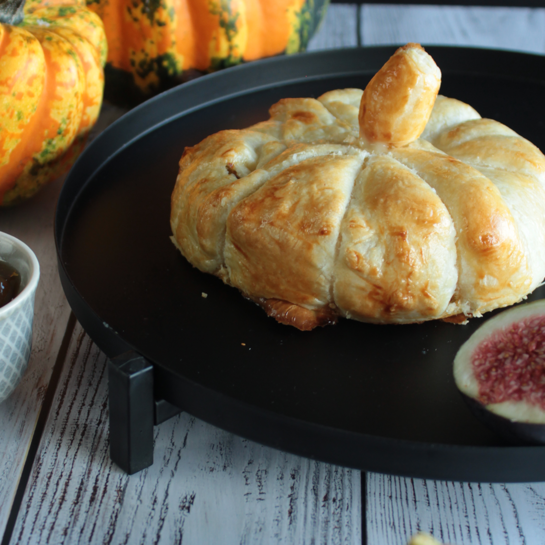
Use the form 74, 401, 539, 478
170, 44, 545, 330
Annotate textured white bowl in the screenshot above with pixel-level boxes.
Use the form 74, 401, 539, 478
0, 232, 40, 404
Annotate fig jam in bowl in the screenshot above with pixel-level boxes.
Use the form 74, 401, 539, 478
0, 232, 40, 404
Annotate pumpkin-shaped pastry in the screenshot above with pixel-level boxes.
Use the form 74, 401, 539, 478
0, 0, 106, 205
170, 44, 545, 330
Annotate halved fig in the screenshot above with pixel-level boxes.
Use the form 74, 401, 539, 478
453, 299, 545, 445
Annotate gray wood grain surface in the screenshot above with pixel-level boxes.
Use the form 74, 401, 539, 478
360, 4, 545, 53
367, 474, 545, 545
10, 322, 361, 545
2, 4, 545, 545
308, 3, 359, 50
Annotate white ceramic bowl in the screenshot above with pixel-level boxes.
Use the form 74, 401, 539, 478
0, 232, 40, 404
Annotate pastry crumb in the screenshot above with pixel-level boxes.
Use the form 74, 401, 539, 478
241, 343, 246, 346
201, 292, 208, 298
407, 533, 444, 545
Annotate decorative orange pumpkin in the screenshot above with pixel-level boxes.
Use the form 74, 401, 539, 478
0, 0, 106, 205
84, 0, 329, 104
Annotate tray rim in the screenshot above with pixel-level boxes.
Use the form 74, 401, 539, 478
55, 45, 545, 483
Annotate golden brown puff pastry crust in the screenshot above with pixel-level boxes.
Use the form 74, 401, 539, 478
170, 44, 545, 330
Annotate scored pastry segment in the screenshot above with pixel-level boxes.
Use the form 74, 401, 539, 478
391, 147, 531, 316
419, 95, 481, 143
270, 97, 339, 142
224, 149, 367, 312
170, 43, 545, 330
334, 154, 457, 323
471, 167, 545, 293
170, 129, 279, 274
318, 88, 363, 126
439, 130, 545, 184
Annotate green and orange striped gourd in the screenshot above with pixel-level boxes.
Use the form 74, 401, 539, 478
85, 0, 329, 104
0, 0, 106, 205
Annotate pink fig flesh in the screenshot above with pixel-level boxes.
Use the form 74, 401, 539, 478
454, 300, 545, 427
470, 313, 545, 410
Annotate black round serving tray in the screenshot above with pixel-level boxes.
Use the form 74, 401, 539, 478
55, 46, 545, 483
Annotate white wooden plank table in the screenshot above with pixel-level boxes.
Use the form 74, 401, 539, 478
1, 4, 545, 544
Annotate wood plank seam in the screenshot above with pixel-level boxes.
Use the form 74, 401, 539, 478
0, 313, 77, 545
357, 3, 362, 46
362, 471, 367, 545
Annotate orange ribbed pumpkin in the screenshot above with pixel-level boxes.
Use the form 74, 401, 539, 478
0, 0, 106, 205
84, 0, 329, 104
